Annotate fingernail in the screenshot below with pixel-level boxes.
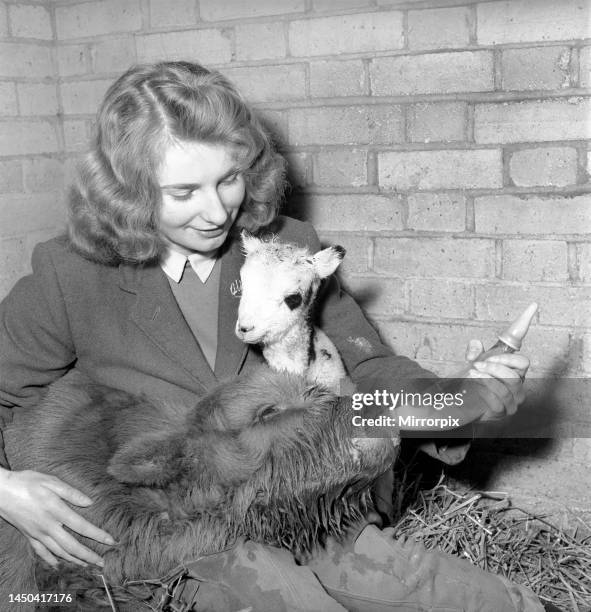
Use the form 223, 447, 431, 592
105, 536, 116, 545
96, 559, 105, 568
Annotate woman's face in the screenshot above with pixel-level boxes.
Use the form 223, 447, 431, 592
157, 140, 246, 257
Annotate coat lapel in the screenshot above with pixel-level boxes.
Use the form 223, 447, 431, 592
214, 236, 250, 379
119, 262, 218, 392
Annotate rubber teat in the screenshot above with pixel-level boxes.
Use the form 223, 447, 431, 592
497, 302, 538, 351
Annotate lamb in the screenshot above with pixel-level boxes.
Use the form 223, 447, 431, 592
0, 367, 396, 611
235, 233, 351, 394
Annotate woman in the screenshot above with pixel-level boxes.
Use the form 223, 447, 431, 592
0, 61, 544, 611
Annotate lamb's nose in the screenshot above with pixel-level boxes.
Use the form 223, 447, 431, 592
239, 324, 254, 334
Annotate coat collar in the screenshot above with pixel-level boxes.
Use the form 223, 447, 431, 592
118, 236, 249, 390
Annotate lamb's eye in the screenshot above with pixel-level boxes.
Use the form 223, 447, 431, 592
257, 405, 279, 422
284, 293, 302, 310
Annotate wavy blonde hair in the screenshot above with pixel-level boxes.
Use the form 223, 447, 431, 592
68, 61, 287, 264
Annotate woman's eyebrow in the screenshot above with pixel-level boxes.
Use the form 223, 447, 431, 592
160, 168, 241, 190
160, 182, 200, 190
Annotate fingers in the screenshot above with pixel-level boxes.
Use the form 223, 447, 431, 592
28, 537, 59, 568
481, 352, 530, 379
465, 339, 484, 362
468, 363, 523, 418
48, 523, 104, 567
43, 477, 93, 507
56, 501, 115, 547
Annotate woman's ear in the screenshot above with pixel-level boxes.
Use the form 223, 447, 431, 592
108, 433, 184, 486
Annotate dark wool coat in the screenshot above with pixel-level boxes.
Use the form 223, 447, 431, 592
0, 215, 457, 470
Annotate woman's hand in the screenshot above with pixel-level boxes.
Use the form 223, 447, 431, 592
464, 339, 530, 421
0, 468, 115, 568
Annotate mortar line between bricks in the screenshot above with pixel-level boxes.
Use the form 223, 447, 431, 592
40, 35, 591, 59
281, 143, 591, 155
252, 89, 591, 110
316, 230, 591, 242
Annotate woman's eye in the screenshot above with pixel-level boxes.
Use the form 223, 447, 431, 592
168, 190, 194, 201
221, 173, 239, 186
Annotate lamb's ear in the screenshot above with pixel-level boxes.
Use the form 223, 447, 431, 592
311, 245, 346, 279
108, 433, 183, 486
240, 230, 262, 255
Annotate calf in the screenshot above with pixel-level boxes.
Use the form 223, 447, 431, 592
1, 368, 396, 610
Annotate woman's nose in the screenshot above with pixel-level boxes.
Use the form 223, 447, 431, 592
203, 188, 230, 226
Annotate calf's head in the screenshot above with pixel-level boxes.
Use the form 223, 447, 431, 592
108, 368, 395, 551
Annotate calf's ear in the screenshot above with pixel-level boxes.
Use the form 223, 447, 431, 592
108, 433, 183, 486
312, 245, 345, 279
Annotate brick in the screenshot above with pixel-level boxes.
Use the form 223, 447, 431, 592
376, 320, 484, 363
0, 4, 7, 38
220, 64, 306, 103
63, 156, 83, 188
0, 42, 53, 78
410, 279, 473, 319
474, 194, 591, 235
502, 240, 568, 282
301, 194, 403, 232
17, 83, 59, 116
23, 158, 65, 192
580, 46, 591, 88
149, 0, 198, 28
578, 243, 591, 282
582, 332, 591, 375
0, 161, 22, 192
309, 59, 365, 97
313, 0, 371, 9
407, 193, 466, 232
0, 82, 17, 116
57, 44, 88, 77
344, 276, 406, 316
378, 150, 502, 190
501, 47, 571, 91
91, 37, 135, 74
477, 0, 590, 45
9, 4, 52, 40
0, 194, 66, 238
408, 102, 466, 143
371, 51, 493, 96
283, 152, 310, 188
509, 147, 577, 187
475, 284, 591, 327
289, 12, 404, 57
475, 98, 591, 144
235, 22, 286, 61
313, 149, 367, 186
61, 79, 112, 115
55, 0, 142, 40
289, 105, 404, 145
0, 121, 58, 156
136, 29, 232, 65
200, 0, 304, 20
374, 237, 495, 278
316, 233, 370, 274
63, 119, 90, 152
408, 6, 470, 50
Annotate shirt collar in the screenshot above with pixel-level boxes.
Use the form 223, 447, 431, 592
161, 248, 218, 283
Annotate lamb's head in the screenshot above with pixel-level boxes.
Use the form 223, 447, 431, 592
108, 368, 395, 553
235, 233, 345, 345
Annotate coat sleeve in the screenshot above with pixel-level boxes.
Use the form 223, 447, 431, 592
0, 240, 76, 467
296, 220, 470, 466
